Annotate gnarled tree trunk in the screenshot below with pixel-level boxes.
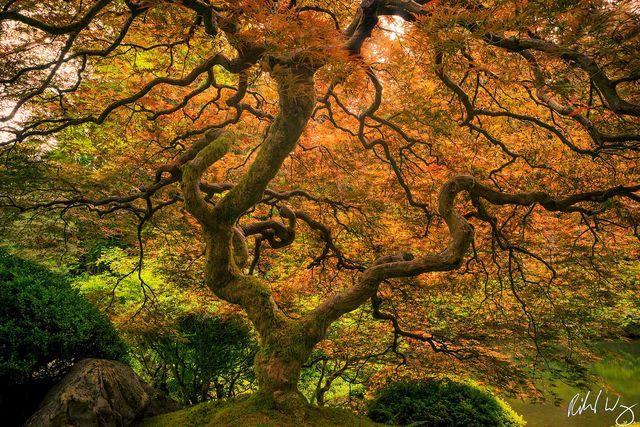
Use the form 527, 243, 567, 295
178, 62, 485, 409
252, 318, 323, 409
180, 52, 565, 412
180, 63, 322, 410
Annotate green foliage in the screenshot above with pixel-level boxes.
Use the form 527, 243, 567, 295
0, 249, 127, 385
72, 247, 257, 404
180, 314, 256, 386
367, 379, 525, 427
133, 313, 258, 405
73, 246, 206, 317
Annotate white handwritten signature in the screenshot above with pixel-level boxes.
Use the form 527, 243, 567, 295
568, 389, 637, 426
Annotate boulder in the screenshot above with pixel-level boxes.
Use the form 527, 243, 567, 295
24, 359, 178, 427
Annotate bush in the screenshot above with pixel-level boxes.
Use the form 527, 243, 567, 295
0, 249, 128, 425
0, 250, 127, 383
367, 379, 525, 427
131, 313, 257, 404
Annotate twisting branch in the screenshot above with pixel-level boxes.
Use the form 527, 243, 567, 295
180, 130, 235, 228
4, 52, 253, 145
355, 67, 432, 218
311, 175, 640, 331
241, 206, 296, 249
212, 66, 316, 226
176, 65, 319, 355
344, 0, 427, 54
181, 0, 219, 37
434, 51, 604, 157
371, 295, 474, 359
294, 210, 364, 271
481, 34, 640, 117
0, 0, 114, 35
0, 7, 144, 86
519, 50, 640, 149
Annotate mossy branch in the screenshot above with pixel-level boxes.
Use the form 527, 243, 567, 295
180, 130, 235, 228
213, 70, 315, 226
310, 175, 639, 331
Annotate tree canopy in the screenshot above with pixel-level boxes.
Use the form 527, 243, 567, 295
1, 0, 639, 410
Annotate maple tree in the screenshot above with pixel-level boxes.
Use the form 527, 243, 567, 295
1, 0, 639, 413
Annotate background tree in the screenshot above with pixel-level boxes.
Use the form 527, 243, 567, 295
72, 245, 258, 405
1, 0, 639, 413
130, 313, 257, 405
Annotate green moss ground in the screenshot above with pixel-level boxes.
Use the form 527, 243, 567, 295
136, 395, 384, 427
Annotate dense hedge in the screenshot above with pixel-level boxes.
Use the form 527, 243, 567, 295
368, 379, 525, 427
0, 249, 127, 384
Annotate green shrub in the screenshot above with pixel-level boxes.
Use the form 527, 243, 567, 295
0, 249, 127, 385
367, 379, 525, 426
131, 312, 257, 405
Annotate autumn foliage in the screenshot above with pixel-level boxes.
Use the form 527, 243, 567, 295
1, 0, 639, 411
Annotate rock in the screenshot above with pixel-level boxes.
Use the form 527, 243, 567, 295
24, 359, 178, 427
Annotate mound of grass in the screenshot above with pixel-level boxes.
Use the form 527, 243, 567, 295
137, 394, 383, 427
